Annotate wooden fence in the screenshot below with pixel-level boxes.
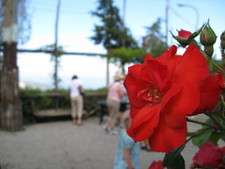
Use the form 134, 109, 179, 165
21, 92, 107, 123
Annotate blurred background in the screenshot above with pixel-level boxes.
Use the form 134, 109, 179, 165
0, 2, 224, 166
1, 0, 223, 90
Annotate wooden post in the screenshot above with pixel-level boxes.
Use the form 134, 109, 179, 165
0, 0, 22, 131
106, 57, 109, 87
54, 0, 61, 92
53, 0, 61, 109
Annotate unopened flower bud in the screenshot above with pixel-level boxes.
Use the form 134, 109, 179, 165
220, 31, 225, 50
221, 31, 225, 40
220, 31, 225, 65
221, 41, 225, 50
200, 23, 217, 46
171, 29, 192, 47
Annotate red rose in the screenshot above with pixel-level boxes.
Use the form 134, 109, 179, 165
148, 160, 165, 169
124, 44, 223, 153
191, 142, 225, 169
192, 74, 223, 115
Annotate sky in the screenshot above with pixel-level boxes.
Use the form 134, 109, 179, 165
17, 0, 225, 90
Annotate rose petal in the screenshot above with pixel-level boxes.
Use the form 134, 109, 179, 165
162, 78, 200, 124
157, 45, 177, 64
148, 114, 187, 153
178, 29, 192, 39
174, 44, 209, 83
127, 104, 161, 141
193, 75, 222, 115
124, 65, 149, 109
144, 60, 169, 91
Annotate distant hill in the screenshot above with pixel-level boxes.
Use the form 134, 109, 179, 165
19, 81, 53, 91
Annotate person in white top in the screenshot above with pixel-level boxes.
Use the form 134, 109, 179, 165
69, 75, 83, 125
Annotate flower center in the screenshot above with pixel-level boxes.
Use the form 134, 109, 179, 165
138, 85, 162, 104
147, 87, 162, 103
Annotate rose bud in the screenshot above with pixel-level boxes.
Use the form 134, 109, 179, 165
200, 23, 217, 46
220, 31, 225, 50
171, 29, 192, 46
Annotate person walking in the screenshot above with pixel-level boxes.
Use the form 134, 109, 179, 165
69, 75, 84, 125
118, 82, 129, 128
103, 72, 126, 135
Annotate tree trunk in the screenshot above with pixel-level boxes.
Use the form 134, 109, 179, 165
0, 0, 22, 131
0, 43, 22, 131
106, 57, 109, 86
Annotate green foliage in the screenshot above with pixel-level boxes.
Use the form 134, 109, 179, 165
41, 44, 64, 59
108, 47, 146, 71
20, 88, 43, 96
85, 87, 107, 93
143, 18, 168, 58
188, 118, 225, 148
163, 145, 185, 169
20, 88, 70, 110
90, 0, 138, 50
191, 128, 221, 147
109, 47, 146, 64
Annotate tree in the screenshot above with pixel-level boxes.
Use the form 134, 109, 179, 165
0, 48, 3, 108
0, 0, 31, 44
0, 0, 31, 131
0, 47, 3, 69
90, 0, 138, 83
143, 18, 168, 58
90, 0, 138, 50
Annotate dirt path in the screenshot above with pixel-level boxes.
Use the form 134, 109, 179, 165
0, 116, 203, 169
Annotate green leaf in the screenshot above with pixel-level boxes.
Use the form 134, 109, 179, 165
191, 127, 222, 147
163, 145, 185, 169
191, 128, 212, 147
208, 131, 223, 145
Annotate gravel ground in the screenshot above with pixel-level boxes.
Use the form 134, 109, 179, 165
0, 115, 206, 169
